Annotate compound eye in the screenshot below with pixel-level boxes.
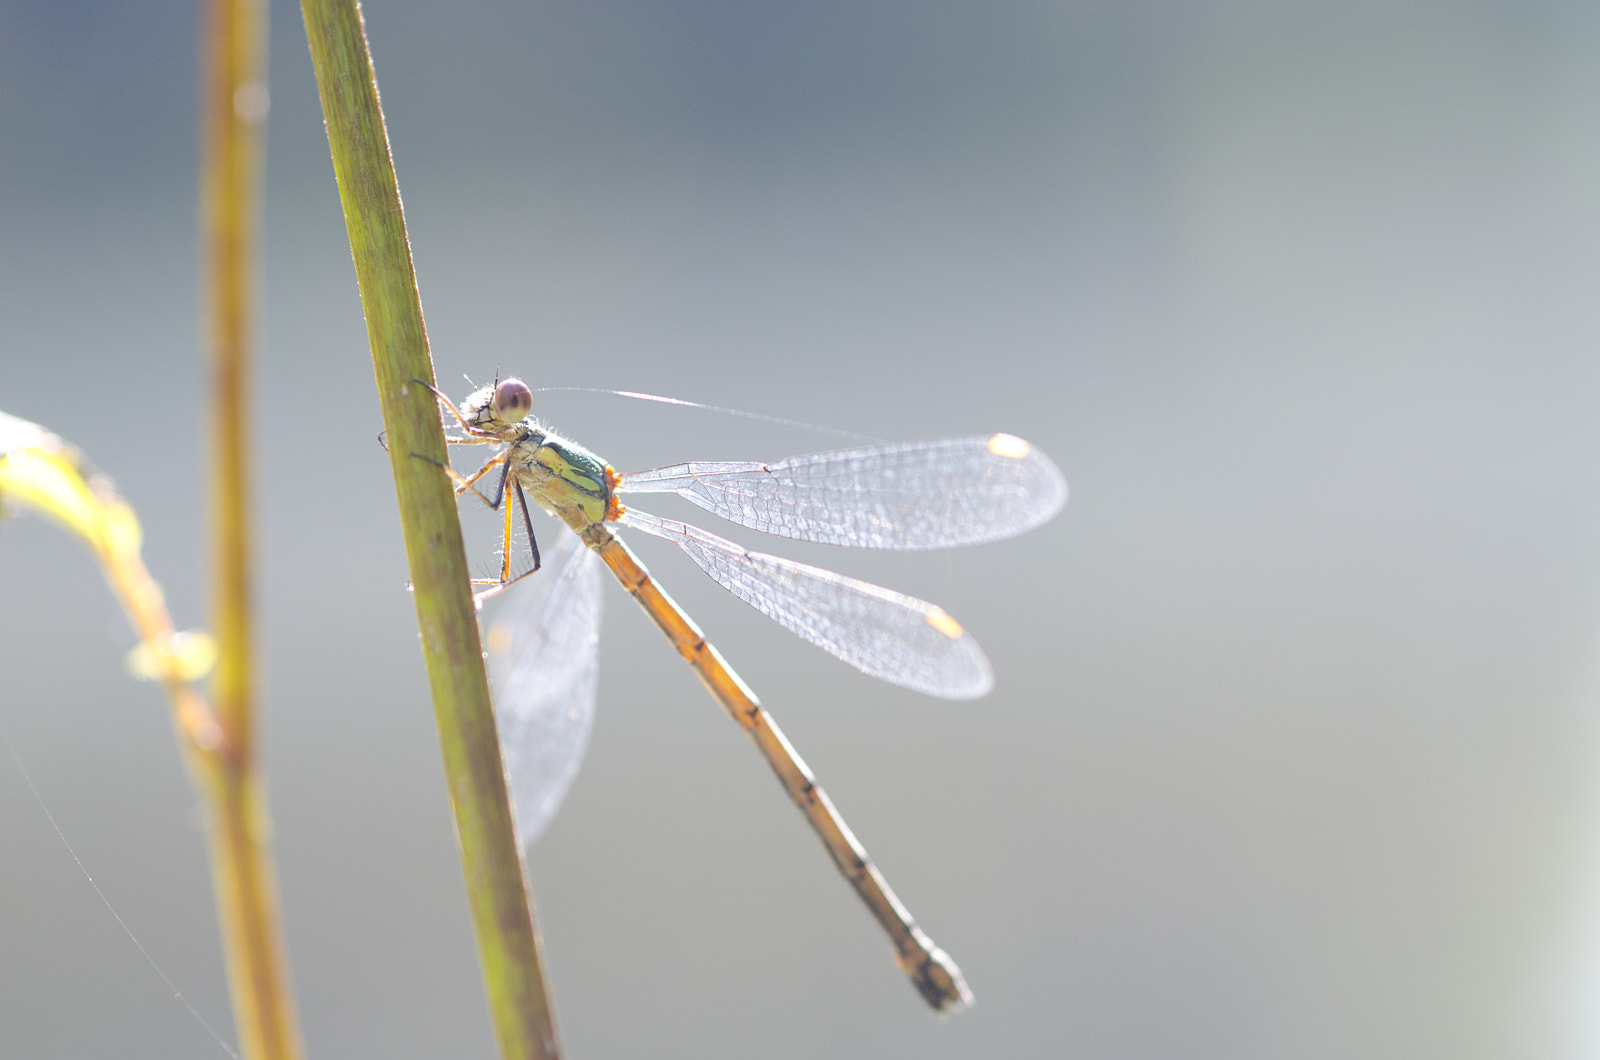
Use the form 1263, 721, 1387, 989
493, 378, 533, 422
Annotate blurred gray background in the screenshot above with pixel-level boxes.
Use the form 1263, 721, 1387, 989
4, 2, 1600, 1057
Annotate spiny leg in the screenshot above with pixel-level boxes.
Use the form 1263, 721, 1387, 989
408, 450, 526, 597
404, 380, 548, 602
496, 475, 516, 583
411, 377, 503, 442
410, 448, 511, 511
516, 481, 541, 573
471, 482, 543, 605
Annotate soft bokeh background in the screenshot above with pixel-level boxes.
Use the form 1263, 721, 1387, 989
4, 2, 1600, 1057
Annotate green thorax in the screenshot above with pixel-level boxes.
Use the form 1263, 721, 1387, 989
512, 427, 612, 531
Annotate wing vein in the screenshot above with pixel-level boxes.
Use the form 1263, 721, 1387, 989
617, 436, 1066, 550
620, 508, 992, 699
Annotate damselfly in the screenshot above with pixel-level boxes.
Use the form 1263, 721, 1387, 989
429, 377, 1066, 1011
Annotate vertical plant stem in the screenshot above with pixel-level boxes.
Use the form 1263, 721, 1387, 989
298, 3, 561, 1057
200, 1, 305, 1058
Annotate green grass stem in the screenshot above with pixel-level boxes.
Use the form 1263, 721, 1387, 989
298, 3, 561, 1057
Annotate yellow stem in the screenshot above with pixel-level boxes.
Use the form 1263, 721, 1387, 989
201, 0, 305, 1056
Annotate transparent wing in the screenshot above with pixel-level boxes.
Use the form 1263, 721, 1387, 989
486, 531, 603, 849
616, 434, 1066, 551
619, 508, 992, 699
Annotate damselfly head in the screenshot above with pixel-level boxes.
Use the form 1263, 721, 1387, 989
460, 377, 535, 432
493, 378, 534, 423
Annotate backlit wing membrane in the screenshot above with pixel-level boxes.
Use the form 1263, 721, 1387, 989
486, 532, 603, 848
617, 434, 1066, 551
620, 508, 993, 699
